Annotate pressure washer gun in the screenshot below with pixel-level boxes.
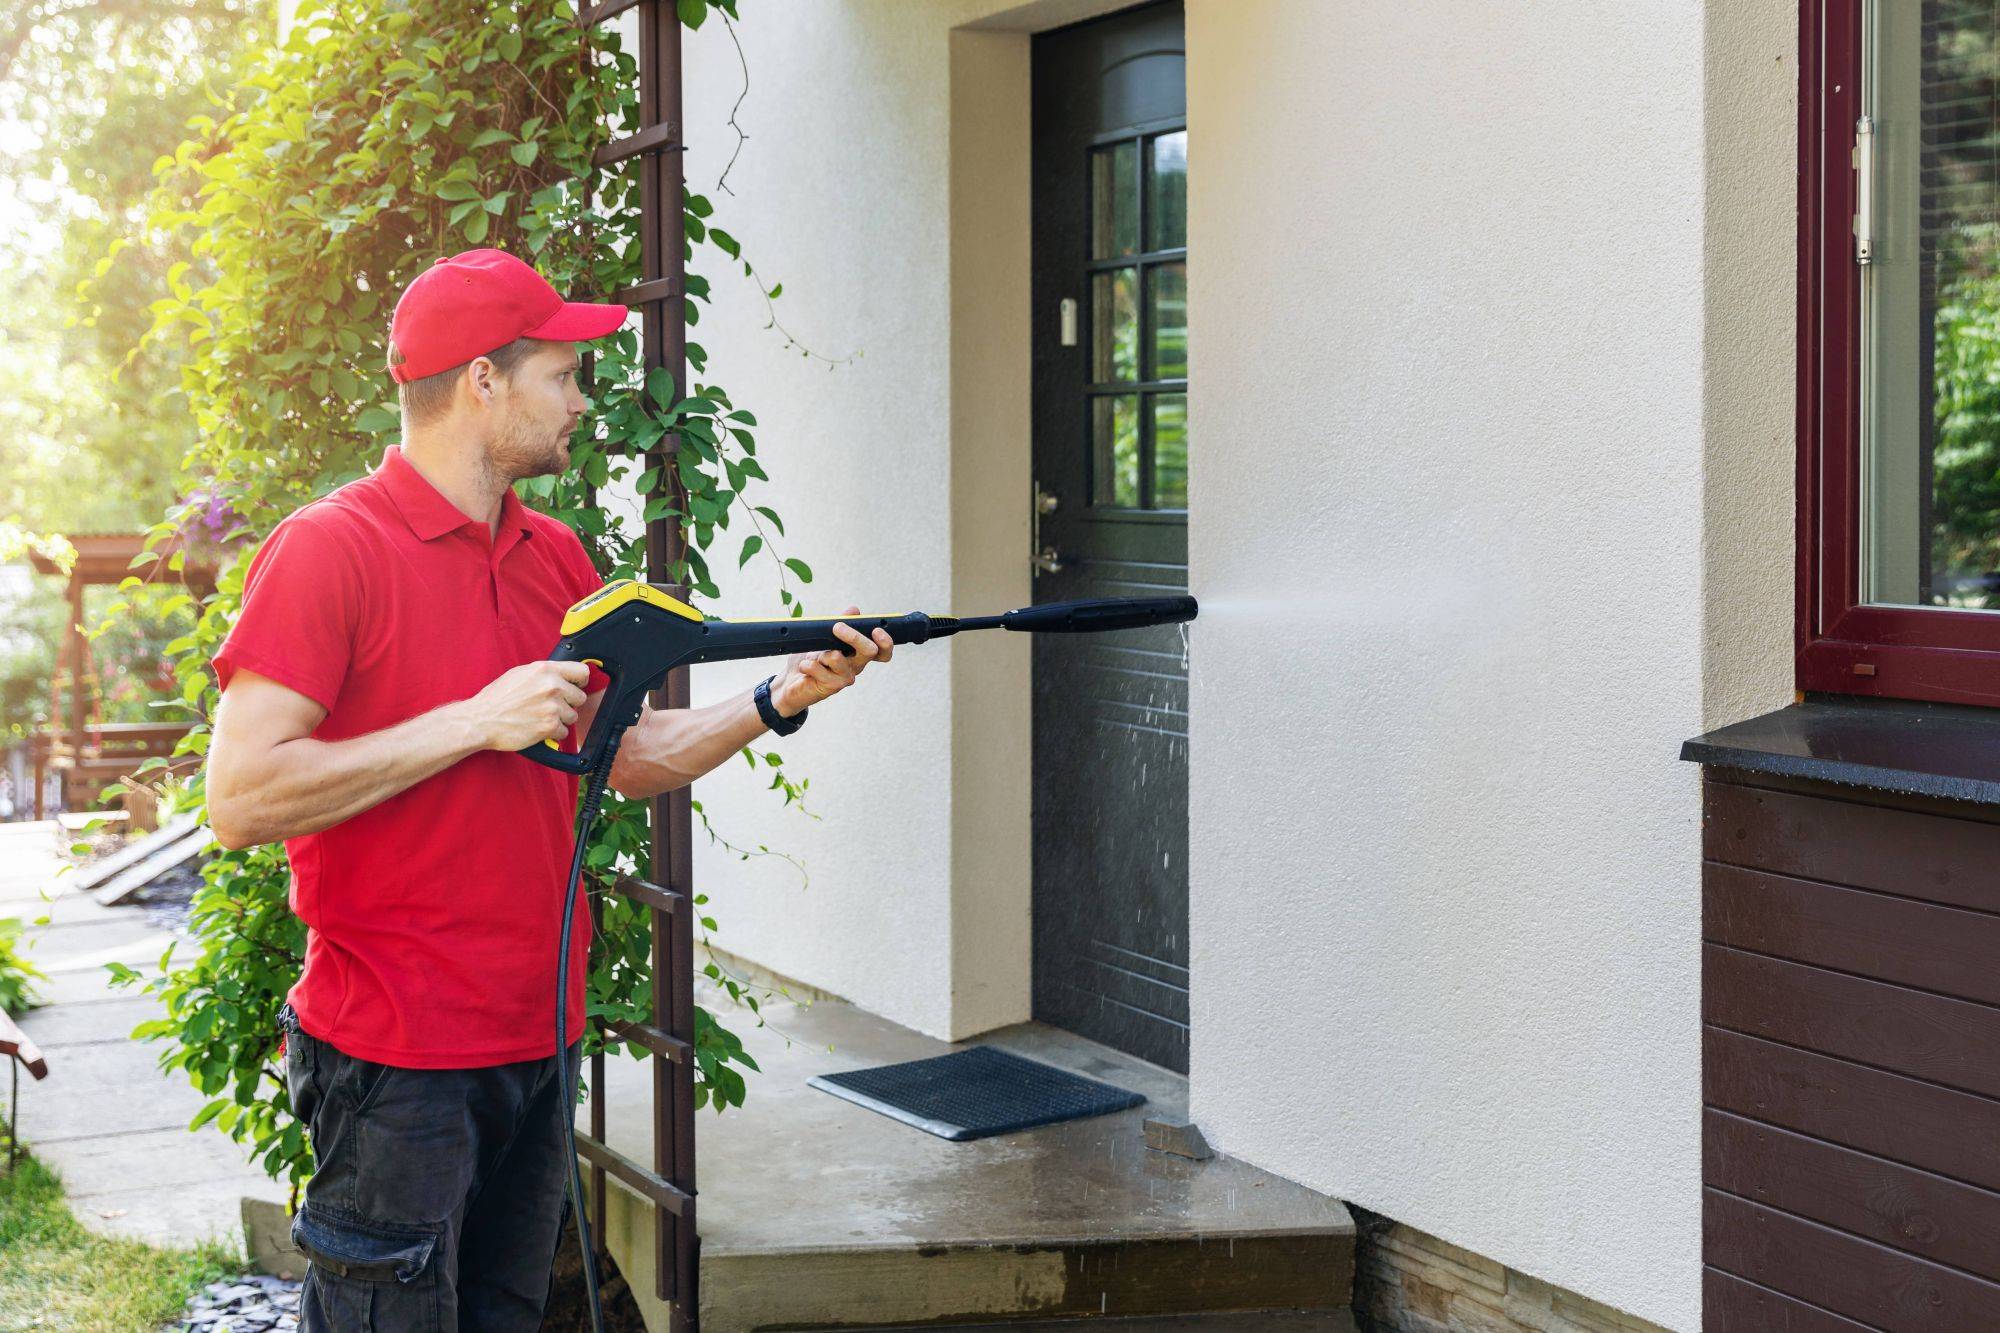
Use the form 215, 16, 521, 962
522, 577, 1197, 1333
519, 579, 1200, 777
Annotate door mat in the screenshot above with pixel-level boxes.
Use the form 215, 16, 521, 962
808, 1045, 1146, 1141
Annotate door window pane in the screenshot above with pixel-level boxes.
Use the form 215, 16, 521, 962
1153, 393, 1187, 509
1091, 141, 1139, 259
1146, 130, 1187, 251
1147, 262, 1187, 380
1093, 395, 1139, 507
1862, 1, 2000, 608
1092, 268, 1138, 382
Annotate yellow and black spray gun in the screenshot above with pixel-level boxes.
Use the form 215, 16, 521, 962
521, 578, 1199, 1332
518, 579, 1200, 776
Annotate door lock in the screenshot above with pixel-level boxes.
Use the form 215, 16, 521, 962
1033, 482, 1063, 575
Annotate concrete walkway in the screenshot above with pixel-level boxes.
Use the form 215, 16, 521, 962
1, 820, 284, 1250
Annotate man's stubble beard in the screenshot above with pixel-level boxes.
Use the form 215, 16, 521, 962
488, 409, 571, 483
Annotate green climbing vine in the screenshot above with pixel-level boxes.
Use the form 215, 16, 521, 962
89, 0, 824, 1190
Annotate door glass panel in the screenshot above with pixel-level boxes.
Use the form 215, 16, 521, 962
1092, 268, 1138, 382
1091, 141, 1139, 259
1147, 262, 1188, 380
1146, 130, 1187, 251
1861, 1, 2000, 607
1153, 393, 1187, 509
1092, 395, 1139, 507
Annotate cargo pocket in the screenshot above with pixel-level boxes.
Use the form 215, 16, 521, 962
292, 1200, 439, 1283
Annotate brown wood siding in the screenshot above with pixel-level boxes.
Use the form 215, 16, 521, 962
1703, 775, 2000, 1330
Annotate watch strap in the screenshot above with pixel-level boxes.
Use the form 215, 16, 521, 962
755, 674, 806, 735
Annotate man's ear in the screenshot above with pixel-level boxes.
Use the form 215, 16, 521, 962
463, 356, 499, 410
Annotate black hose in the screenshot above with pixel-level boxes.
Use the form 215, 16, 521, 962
557, 752, 615, 1333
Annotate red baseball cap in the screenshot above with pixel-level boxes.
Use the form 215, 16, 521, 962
388, 248, 628, 384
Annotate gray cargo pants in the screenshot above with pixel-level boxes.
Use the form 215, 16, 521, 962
280, 1003, 580, 1331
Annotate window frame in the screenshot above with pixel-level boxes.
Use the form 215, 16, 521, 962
1800, 0, 2000, 705
1082, 117, 1189, 517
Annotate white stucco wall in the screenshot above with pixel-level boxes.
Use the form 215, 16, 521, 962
670, 2, 1795, 1327
670, 0, 1114, 1038
671, 3, 962, 1038
1184, 5, 1794, 1331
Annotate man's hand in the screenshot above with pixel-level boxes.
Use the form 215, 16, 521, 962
771, 604, 895, 717
466, 660, 592, 750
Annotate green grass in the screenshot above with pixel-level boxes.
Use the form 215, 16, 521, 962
0, 1142, 240, 1331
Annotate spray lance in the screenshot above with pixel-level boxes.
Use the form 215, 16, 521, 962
519, 579, 1199, 1330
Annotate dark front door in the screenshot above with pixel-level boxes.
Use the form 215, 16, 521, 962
1030, 2, 1190, 1073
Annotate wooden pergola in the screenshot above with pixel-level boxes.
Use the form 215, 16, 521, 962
25, 533, 216, 818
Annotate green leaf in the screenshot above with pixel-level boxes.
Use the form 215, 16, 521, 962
755, 506, 786, 537
464, 209, 490, 243
468, 127, 514, 148
783, 558, 813, 583
737, 535, 762, 567
678, 0, 710, 28
509, 140, 540, 167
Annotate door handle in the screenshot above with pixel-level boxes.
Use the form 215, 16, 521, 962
1033, 482, 1063, 575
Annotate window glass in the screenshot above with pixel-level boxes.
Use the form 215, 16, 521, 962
1092, 395, 1140, 507
1862, 1, 2000, 608
1091, 141, 1139, 259
1153, 393, 1187, 509
1147, 131, 1187, 251
1092, 268, 1139, 382
1147, 263, 1187, 380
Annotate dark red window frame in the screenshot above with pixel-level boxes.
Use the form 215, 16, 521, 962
1799, 0, 2000, 705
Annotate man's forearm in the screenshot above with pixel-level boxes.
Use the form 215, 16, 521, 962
608, 687, 787, 800
208, 702, 487, 848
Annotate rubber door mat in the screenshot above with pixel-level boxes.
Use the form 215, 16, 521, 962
808, 1044, 1146, 1141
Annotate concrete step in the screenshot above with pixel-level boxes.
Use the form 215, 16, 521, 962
830, 1315, 1357, 1332
593, 993, 1354, 1332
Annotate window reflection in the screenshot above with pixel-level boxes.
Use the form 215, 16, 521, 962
1093, 268, 1139, 383
1093, 396, 1140, 507
1148, 263, 1187, 380
1147, 131, 1186, 251
1154, 394, 1187, 509
1091, 141, 1138, 260
1863, 1, 2000, 608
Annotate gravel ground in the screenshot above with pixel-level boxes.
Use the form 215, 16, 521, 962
165, 1215, 646, 1332
171, 1275, 299, 1331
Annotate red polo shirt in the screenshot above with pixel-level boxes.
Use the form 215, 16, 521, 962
212, 446, 605, 1068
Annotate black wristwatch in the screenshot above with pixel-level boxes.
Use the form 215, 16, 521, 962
754, 674, 806, 735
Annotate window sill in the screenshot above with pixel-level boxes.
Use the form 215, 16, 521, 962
1680, 696, 2000, 807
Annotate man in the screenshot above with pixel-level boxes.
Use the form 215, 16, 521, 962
205, 248, 895, 1330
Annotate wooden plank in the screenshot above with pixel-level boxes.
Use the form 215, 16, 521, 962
1706, 1028, 2000, 1192
604, 1018, 691, 1066
572, 1130, 691, 1219
68, 813, 198, 894
1703, 1269, 1878, 1333
91, 827, 213, 907
1704, 781, 2000, 913
1706, 1188, 2000, 1329
1707, 1109, 2000, 1282
0, 1010, 48, 1080
1705, 944, 2000, 1100
55, 810, 128, 835
1706, 862, 2000, 1006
